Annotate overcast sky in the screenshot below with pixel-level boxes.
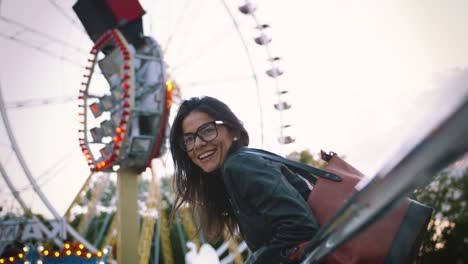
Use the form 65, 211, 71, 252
0, 0, 467, 218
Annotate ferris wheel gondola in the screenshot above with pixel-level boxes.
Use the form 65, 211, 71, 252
0, 0, 292, 262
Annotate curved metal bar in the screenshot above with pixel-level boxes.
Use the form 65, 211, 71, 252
0, 81, 97, 252
66, 224, 98, 252
302, 93, 468, 263
0, 81, 61, 219
93, 196, 116, 248
0, 161, 29, 212
0, 162, 64, 251
220, 0, 265, 148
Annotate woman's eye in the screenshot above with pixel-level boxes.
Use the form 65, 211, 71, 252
203, 125, 217, 133
204, 128, 215, 134
184, 136, 194, 144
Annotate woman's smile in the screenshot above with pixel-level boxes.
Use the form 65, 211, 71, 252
182, 111, 233, 173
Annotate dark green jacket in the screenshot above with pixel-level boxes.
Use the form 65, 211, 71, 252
221, 147, 319, 263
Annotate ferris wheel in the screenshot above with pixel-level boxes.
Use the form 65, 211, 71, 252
0, 0, 295, 263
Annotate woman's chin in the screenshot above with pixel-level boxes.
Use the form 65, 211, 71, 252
200, 161, 222, 173
201, 165, 215, 173
198, 156, 220, 173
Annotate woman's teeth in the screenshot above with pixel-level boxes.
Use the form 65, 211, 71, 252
199, 150, 215, 160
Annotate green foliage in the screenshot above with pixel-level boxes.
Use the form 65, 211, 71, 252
286, 149, 328, 169
166, 201, 186, 264
100, 180, 116, 207
85, 213, 114, 249
414, 169, 468, 263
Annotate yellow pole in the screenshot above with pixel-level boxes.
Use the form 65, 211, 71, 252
138, 166, 159, 264
158, 200, 175, 264
63, 172, 95, 221
226, 234, 244, 264
180, 209, 200, 248
102, 215, 117, 262
117, 168, 140, 264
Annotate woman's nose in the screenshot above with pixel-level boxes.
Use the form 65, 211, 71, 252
193, 135, 207, 149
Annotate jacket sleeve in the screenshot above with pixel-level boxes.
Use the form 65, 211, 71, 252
223, 153, 319, 263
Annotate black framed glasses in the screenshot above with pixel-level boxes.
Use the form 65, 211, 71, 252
180, 120, 225, 152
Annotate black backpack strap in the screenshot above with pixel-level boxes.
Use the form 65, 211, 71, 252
241, 148, 342, 182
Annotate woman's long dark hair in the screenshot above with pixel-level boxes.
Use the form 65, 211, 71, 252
169, 96, 249, 240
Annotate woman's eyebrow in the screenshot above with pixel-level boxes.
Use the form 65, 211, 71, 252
182, 121, 211, 136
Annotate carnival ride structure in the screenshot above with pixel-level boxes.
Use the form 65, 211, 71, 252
2, 1, 467, 264
0, 0, 294, 263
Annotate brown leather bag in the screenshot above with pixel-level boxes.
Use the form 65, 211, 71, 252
305, 151, 432, 264
243, 148, 432, 264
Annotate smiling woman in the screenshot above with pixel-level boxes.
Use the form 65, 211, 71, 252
182, 115, 233, 173
0, 0, 289, 261
169, 96, 319, 264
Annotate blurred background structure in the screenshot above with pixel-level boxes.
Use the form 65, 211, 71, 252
0, 0, 467, 263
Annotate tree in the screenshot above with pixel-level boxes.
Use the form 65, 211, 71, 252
286, 149, 328, 169
414, 167, 468, 263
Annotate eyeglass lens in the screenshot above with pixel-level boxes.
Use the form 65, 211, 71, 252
182, 122, 218, 151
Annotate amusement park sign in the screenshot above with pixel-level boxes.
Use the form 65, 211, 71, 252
0, 217, 66, 243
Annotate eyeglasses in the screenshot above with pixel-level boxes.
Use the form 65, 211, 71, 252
180, 120, 225, 152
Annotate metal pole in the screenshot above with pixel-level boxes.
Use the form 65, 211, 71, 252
117, 168, 140, 263
93, 197, 116, 248
79, 175, 110, 236
302, 93, 468, 263
63, 172, 95, 221
153, 217, 161, 264
175, 216, 187, 255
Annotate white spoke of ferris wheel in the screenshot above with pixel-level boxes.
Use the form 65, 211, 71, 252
219, 241, 248, 264
5, 96, 77, 109
0, 81, 98, 252
220, 0, 264, 147
181, 75, 257, 89
0, 32, 84, 68
66, 225, 98, 252
0, 162, 65, 252
169, 1, 206, 62
169, 28, 236, 75
17, 148, 78, 193
0, 15, 86, 53
45, 0, 84, 33
0, 81, 61, 219
164, 0, 192, 51
0, 161, 29, 211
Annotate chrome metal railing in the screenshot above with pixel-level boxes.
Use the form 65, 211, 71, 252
301, 92, 468, 263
